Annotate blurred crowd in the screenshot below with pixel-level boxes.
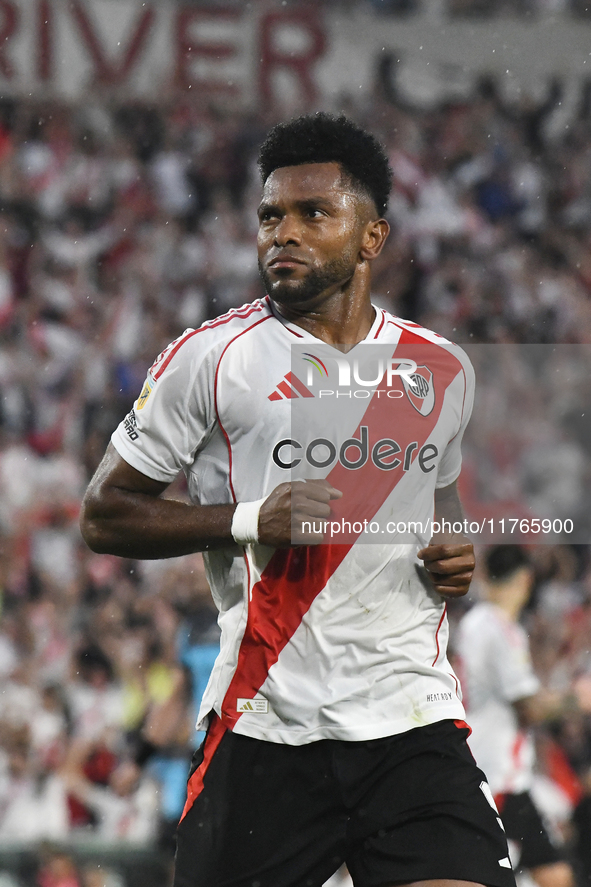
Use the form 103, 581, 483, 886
1, 33, 591, 885
448, 547, 591, 886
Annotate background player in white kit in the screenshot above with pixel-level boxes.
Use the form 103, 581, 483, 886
457, 546, 574, 887
81, 113, 514, 887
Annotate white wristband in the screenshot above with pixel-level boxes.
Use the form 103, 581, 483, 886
231, 499, 266, 545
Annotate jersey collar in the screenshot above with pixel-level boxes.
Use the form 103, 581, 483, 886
266, 296, 387, 345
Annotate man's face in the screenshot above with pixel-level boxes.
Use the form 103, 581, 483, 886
257, 162, 371, 308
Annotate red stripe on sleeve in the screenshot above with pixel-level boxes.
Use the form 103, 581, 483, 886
152, 302, 266, 380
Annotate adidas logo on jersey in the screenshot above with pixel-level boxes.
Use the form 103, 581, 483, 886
237, 698, 269, 713
268, 372, 314, 401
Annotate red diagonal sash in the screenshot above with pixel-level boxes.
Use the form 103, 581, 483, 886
221, 334, 465, 728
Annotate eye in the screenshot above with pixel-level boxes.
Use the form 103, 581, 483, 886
258, 208, 280, 223
306, 208, 325, 219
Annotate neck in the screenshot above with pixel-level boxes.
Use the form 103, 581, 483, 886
272, 280, 375, 347
487, 588, 523, 622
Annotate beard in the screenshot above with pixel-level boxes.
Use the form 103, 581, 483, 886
258, 253, 356, 306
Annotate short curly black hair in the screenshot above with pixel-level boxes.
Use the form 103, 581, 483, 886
258, 113, 392, 216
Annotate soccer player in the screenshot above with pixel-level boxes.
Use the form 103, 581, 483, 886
80, 113, 514, 887
457, 546, 574, 887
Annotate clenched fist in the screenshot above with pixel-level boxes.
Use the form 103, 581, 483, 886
258, 480, 342, 547
417, 540, 475, 598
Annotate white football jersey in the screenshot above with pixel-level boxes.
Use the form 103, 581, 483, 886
112, 296, 474, 744
456, 601, 540, 794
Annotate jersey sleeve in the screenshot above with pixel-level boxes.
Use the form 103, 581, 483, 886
492, 621, 541, 703
435, 350, 475, 489
111, 330, 214, 483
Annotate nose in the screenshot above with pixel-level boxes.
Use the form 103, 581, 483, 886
273, 214, 302, 247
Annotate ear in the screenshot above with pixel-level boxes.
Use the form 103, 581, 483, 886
359, 218, 390, 261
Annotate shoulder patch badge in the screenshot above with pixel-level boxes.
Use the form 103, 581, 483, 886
137, 373, 155, 410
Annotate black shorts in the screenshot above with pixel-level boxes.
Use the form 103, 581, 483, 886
174, 716, 516, 887
497, 791, 564, 871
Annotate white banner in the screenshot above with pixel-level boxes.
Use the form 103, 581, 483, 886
0, 0, 588, 103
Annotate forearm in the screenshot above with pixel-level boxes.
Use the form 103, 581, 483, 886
80, 444, 236, 558
433, 483, 465, 528
418, 480, 475, 598
80, 447, 343, 558
81, 492, 236, 559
